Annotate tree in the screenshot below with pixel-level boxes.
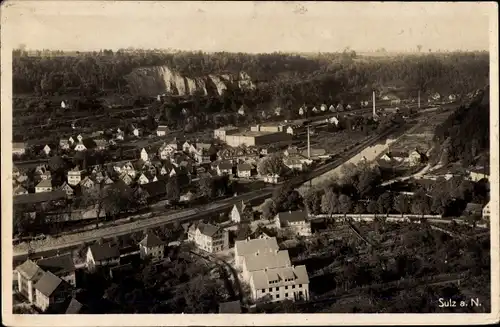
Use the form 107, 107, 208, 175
354, 201, 367, 214
411, 189, 431, 217
367, 200, 378, 214
166, 176, 181, 203
198, 177, 216, 199
321, 189, 339, 215
261, 198, 276, 221
377, 192, 393, 215
257, 154, 285, 176
394, 194, 410, 217
304, 189, 322, 215
339, 194, 353, 215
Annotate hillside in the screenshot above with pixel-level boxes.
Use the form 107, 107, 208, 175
431, 87, 490, 166
124, 66, 255, 97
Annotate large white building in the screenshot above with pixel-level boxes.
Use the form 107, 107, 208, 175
274, 211, 312, 237
234, 237, 309, 303
188, 222, 229, 253
225, 131, 292, 148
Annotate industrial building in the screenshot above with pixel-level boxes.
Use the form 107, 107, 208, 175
224, 131, 292, 147
250, 123, 289, 133
214, 126, 239, 142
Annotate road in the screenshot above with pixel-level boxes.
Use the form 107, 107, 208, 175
12, 125, 400, 263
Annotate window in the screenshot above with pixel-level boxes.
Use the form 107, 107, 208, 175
276, 294, 280, 299
275, 287, 279, 291
299, 284, 302, 288
292, 285, 296, 289
270, 295, 273, 300
285, 293, 288, 298
269, 288, 272, 292
285, 286, 288, 290
262, 289, 265, 293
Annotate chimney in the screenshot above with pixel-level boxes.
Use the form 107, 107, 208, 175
307, 126, 311, 159
372, 91, 376, 118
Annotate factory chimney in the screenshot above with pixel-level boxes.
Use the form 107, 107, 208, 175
418, 90, 421, 109
307, 125, 311, 159
372, 91, 377, 118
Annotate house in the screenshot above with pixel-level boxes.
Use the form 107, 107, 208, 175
298, 106, 306, 116
131, 125, 141, 137
482, 201, 491, 220
219, 300, 242, 313
94, 139, 108, 151
231, 201, 252, 223
114, 161, 137, 178
59, 182, 75, 197
79, 176, 96, 190
115, 131, 125, 141
74, 141, 88, 152
274, 211, 312, 236
263, 174, 282, 184
182, 141, 192, 153
448, 94, 457, 101
67, 166, 84, 186
86, 242, 120, 271
15, 260, 45, 303
179, 191, 196, 203
119, 173, 134, 185
14, 185, 28, 196
320, 104, 327, 112
139, 232, 165, 262
274, 107, 283, 116
217, 162, 233, 176
237, 163, 253, 178
156, 125, 169, 136
409, 149, 427, 166
35, 179, 53, 193
329, 105, 335, 112
59, 139, 71, 150
188, 222, 229, 253
39, 168, 52, 181
238, 105, 247, 116
37, 254, 76, 287
61, 100, 67, 109
301, 148, 329, 160
12, 142, 26, 156
76, 134, 84, 143
381, 93, 401, 105
336, 103, 344, 112
137, 173, 153, 185
140, 148, 150, 162
326, 116, 339, 126
284, 157, 305, 171
463, 203, 483, 217
34, 271, 72, 312
284, 146, 299, 157
158, 141, 179, 159
234, 237, 310, 303
214, 126, 239, 142
311, 106, 319, 113
468, 167, 489, 182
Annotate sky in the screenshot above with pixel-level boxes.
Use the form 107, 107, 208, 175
1, 1, 495, 53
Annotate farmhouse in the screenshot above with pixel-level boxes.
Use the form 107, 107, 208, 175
237, 163, 253, 178
35, 179, 53, 193
33, 271, 72, 312
274, 211, 312, 236
139, 232, 165, 262
86, 242, 120, 271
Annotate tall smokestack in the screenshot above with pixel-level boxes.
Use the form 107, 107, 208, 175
372, 91, 376, 118
307, 125, 311, 159
418, 90, 421, 109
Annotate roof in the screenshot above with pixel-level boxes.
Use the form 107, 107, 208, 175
197, 222, 221, 237
65, 298, 84, 314
12, 142, 26, 149
250, 265, 309, 290
157, 125, 169, 132
301, 148, 327, 157
140, 232, 164, 248
14, 190, 67, 205
36, 179, 53, 188
37, 254, 75, 276
16, 259, 44, 280
14, 185, 28, 194
34, 271, 66, 297
219, 300, 242, 313
464, 203, 483, 214
237, 163, 253, 171
276, 210, 308, 224
218, 162, 233, 170
387, 151, 409, 158
243, 250, 290, 272
216, 125, 239, 131
88, 242, 120, 261
235, 237, 279, 258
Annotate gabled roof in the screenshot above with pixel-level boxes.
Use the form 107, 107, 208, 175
196, 222, 221, 237
37, 253, 75, 276
138, 180, 167, 198
301, 148, 327, 157
34, 271, 67, 297
244, 250, 291, 272
65, 298, 84, 314
16, 259, 43, 280
14, 185, 28, 194
276, 210, 308, 224
139, 232, 164, 248
234, 237, 279, 257
464, 203, 483, 214
157, 125, 169, 132
36, 179, 53, 188
88, 242, 120, 261
237, 163, 253, 171
13, 190, 67, 205
218, 162, 233, 170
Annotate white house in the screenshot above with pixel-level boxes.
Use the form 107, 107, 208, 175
237, 163, 253, 178
137, 173, 151, 185
79, 176, 96, 190
217, 162, 233, 176
274, 107, 283, 116
67, 167, 84, 186
86, 242, 120, 271
156, 125, 169, 137
14, 185, 29, 196
59, 182, 75, 197
120, 173, 134, 185
74, 142, 87, 152
36, 254, 77, 288
482, 201, 491, 220
234, 237, 310, 303
231, 201, 251, 223
320, 104, 327, 112
311, 107, 319, 113
34, 272, 72, 312
15, 260, 45, 303
329, 105, 335, 112
140, 148, 150, 162
238, 105, 246, 116
131, 126, 141, 137
274, 211, 312, 236
61, 101, 67, 109
59, 139, 71, 150
298, 106, 306, 116
188, 223, 229, 253
326, 116, 339, 126
43, 145, 52, 156
35, 179, 53, 193
139, 232, 165, 262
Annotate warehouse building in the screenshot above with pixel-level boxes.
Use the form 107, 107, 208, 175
214, 126, 239, 142
224, 131, 292, 148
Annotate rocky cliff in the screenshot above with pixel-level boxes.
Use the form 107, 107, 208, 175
125, 66, 256, 97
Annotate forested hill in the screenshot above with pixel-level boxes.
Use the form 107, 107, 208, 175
431, 87, 490, 166
13, 50, 488, 103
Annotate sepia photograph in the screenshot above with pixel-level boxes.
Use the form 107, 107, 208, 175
1, 1, 498, 326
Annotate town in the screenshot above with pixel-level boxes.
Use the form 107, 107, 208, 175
10, 33, 491, 315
